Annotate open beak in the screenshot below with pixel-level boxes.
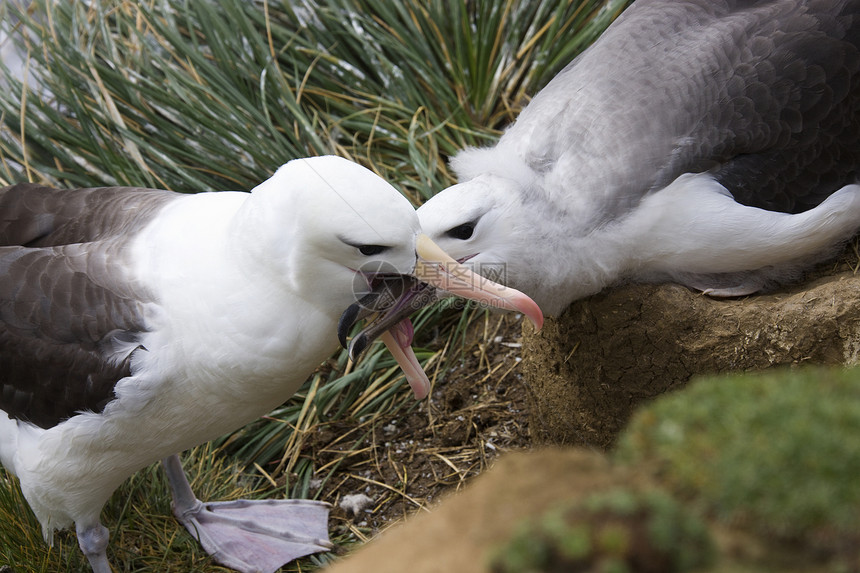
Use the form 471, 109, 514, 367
337, 234, 543, 400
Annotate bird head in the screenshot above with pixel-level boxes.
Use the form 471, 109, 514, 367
416, 172, 550, 302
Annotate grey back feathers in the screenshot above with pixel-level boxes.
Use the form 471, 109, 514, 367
687, 0, 860, 212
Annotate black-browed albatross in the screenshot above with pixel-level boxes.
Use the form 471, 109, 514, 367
417, 0, 860, 316
0, 155, 542, 573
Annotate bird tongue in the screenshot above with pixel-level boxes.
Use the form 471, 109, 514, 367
380, 318, 431, 400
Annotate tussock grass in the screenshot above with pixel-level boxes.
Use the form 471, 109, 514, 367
0, 0, 629, 570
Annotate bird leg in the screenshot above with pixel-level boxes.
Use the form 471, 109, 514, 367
162, 454, 332, 573
76, 521, 112, 573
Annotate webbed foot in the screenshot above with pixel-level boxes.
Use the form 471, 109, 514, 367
163, 454, 332, 573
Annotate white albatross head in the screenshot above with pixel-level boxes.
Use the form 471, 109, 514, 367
416, 171, 569, 311
243, 156, 421, 310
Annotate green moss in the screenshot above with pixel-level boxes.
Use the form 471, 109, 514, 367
492, 522, 552, 573
555, 523, 593, 562
487, 489, 713, 573
616, 366, 860, 549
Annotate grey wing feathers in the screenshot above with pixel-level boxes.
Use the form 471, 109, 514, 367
0, 183, 179, 428
644, 0, 860, 212
706, 0, 860, 212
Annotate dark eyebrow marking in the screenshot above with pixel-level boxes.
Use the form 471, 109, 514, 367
338, 235, 392, 252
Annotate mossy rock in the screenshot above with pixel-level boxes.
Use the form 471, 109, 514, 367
488, 488, 714, 573
615, 366, 860, 565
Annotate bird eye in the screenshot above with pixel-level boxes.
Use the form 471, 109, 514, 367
358, 244, 389, 256
446, 222, 475, 240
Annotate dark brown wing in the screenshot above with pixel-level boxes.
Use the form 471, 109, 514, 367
0, 184, 179, 428
0, 182, 177, 246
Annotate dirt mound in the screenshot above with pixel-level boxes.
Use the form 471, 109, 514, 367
522, 267, 860, 449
